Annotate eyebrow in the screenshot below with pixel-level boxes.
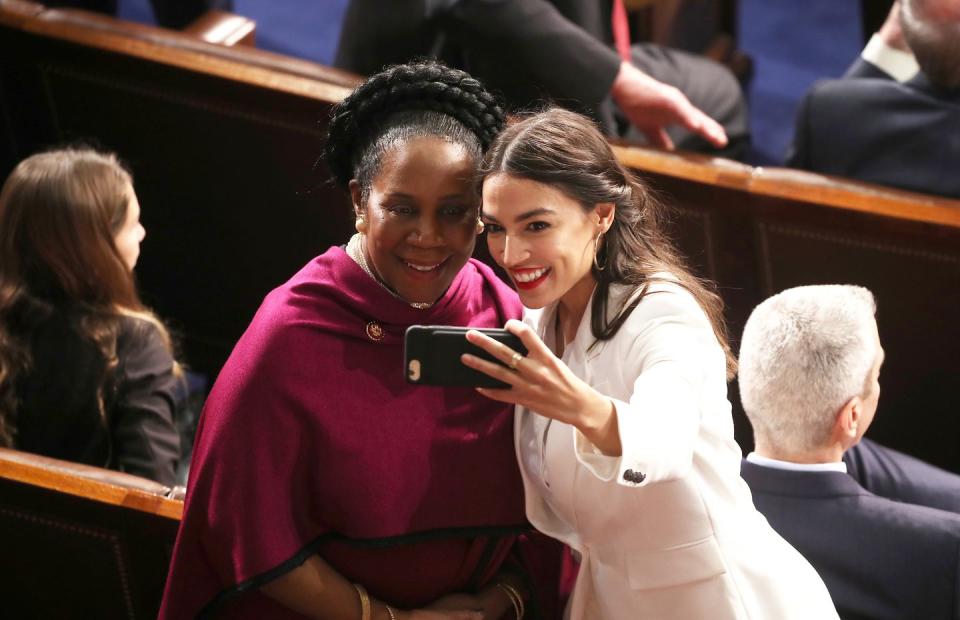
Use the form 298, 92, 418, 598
384, 191, 470, 202
481, 207, 555, 224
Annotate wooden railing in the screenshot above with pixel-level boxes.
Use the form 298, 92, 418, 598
0, 448, 182, 619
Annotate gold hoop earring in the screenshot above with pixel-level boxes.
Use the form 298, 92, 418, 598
593, 230, 605, 271
475, 219, 485, 234
355, 216, 368, 234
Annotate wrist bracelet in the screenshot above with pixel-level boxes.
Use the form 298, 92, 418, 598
385, 604, 398, 620
353, 583, 371, 620
495, 582, 524, 619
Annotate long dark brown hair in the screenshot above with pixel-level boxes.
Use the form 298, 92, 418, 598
0, 148, 176, 447
480, 108, 737, 378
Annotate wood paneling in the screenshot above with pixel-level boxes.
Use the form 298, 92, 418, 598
0, 448, 181, 619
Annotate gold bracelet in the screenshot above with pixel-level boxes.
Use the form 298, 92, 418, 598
385, 604, 399, 620
495, 582, 524, 619
506, 581, 526, 619
353, 583, 371, 620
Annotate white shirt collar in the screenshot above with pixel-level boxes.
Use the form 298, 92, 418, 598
746, 452, 848, 473
862, 33, 919, 83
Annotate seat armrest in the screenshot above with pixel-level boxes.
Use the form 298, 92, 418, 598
0, 447, 172, 495
184, 9, 255, 47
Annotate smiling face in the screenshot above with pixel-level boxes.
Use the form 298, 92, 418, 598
482, 173, 612, 312
113, 187, 145, 271
350, 136, 479, 305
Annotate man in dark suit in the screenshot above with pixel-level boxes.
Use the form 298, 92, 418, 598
738, 284, 960, 620
334, 0, 747, 157
787, 0, 960, 199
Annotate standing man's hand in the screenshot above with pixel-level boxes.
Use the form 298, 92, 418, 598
610, 61, 728, 150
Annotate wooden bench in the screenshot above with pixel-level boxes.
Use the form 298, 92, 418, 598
0, 447, 182, 619
2, 1, 958, 470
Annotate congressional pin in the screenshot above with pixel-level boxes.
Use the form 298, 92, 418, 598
365, 321, 384, 341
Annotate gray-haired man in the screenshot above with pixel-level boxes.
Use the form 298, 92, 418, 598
739, 285, 960, 620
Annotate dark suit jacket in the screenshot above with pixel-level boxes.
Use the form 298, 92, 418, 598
845, 437, 960, 514
786, 64, 960, 199
15, 313, 181, 485
335, 0, 622, 127
742, 459, 960, 620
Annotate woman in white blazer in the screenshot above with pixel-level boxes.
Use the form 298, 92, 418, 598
462, 108, 838, 620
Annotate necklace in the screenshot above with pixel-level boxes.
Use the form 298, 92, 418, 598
553, 306, 566, 358
346, 234, 433, 310
538, 306, 566, 488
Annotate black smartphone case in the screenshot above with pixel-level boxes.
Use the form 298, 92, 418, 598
404, 325, 528, 388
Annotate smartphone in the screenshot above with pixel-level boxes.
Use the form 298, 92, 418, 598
404, 325, 527, 388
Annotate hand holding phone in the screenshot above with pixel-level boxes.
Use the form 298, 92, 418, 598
404, 325, 527, 388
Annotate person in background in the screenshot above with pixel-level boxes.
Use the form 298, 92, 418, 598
787, 0, 960, 199
739, 284, 960, 620
0, 148, 181, 485
464, 107, 837, 619
844, 435, 960, 514
335, 0, 747, 158
160, 61, 561, 620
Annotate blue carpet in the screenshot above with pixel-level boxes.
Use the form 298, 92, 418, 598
117, 0, 348, 65
738, 1, 863, 164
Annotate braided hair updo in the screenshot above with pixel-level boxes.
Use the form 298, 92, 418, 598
323, 61, 505, 203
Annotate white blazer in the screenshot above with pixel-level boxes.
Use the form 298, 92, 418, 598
516, 278, 838, 620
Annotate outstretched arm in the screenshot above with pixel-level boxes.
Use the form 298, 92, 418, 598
465, 288, 718, 487
464, 319, 621, 456
446, 0, 728, 148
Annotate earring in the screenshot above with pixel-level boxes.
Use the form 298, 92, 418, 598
475, 219, 485, 234
355, 216, 368, 234
593, 230, 606, 271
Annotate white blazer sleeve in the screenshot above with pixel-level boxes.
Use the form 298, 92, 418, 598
574, 285, 722, 487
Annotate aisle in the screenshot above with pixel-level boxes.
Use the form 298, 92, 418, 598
118, 0, 349, 65
737, 1, 862, 164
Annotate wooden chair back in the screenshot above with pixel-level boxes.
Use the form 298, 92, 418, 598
0, 448, 182, 619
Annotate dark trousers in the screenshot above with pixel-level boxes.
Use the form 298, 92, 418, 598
621, 43, 750, 159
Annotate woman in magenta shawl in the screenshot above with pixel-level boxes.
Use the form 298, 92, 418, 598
160, 62, 558, 619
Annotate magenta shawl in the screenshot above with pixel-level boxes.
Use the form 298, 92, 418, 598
159, 247, 529, 618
